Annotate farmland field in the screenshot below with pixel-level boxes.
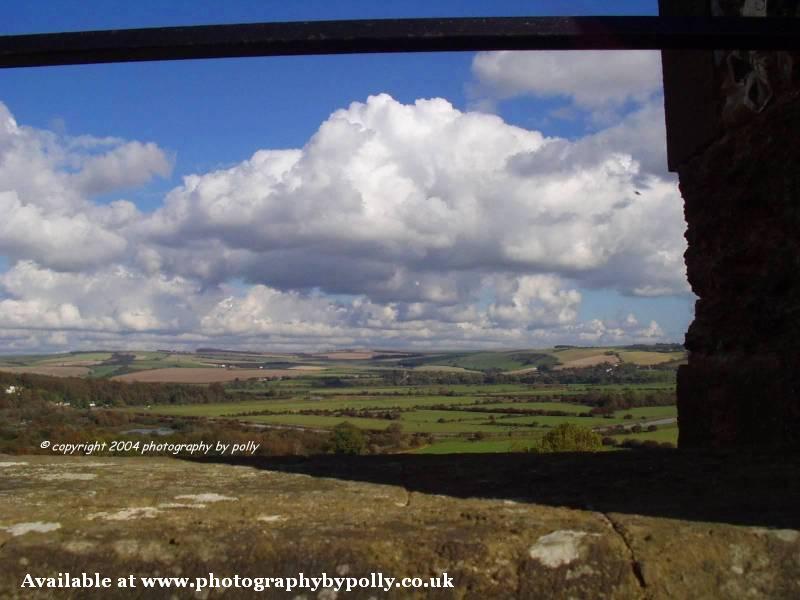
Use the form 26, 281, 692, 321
554, 353, 620, 369
617, 350, 686, 365
0, 365, 91, 377
311, 351, 376, 360
550, 348, 614, 362
2, 345, 682, 454
414, 365, 480, 373
617, 424, 679, 444
0, 345, 686, 378
391, 350, 559, 372
140, 375, 677, 451
112, 367, 309, 383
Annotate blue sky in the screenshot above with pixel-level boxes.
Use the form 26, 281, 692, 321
0, 1, 693, 352
2, 1, 659, 171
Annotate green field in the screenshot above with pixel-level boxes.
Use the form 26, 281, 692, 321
145, 394, 480, 415
416, 351, 558, 372
141, 381, 677, 444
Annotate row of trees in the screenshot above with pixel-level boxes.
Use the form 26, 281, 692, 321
328, 422, 430, 455
0, 372, 232, 409
424, 389, 675, 417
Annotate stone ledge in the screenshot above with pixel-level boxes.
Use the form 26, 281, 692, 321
1, 453, 798, 599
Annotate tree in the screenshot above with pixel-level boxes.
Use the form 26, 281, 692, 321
529, 423, 602, 453
330, 422, 366, 455
385, 422, 404, 446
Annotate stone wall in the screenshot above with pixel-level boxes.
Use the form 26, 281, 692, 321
678, 92, 800, 448
662, 0, 800, 448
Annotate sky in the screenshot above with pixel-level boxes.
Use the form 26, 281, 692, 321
0, 0, 695, 353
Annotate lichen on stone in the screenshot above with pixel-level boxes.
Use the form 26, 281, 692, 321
528, 530, 597, 568
3, 522, 61, 536
174, 493, 237, 503
87, 507, 161, 521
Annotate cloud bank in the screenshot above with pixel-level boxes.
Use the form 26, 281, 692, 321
0, 67, 688, 352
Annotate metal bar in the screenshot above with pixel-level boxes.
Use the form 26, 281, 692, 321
0, 16, 798, 69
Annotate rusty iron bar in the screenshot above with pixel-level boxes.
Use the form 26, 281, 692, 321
0, 16, 799, 69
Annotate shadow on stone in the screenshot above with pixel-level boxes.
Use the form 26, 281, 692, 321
181, 448, 800, 529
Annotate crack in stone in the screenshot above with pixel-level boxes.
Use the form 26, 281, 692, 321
596, 511, 647, 595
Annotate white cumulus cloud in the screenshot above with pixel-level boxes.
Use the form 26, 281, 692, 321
472, 50, 663, 116
71, 141, 173, 196
0, 94, 687, 352
140, 94, 686, 299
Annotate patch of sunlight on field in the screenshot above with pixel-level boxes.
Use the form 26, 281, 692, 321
0, 365, 90, 377
413, 365, 480, 373
549, 348, 616, 362
618, 351, 686, 366
35, 352, 113, 365
88, 365, 123, 378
